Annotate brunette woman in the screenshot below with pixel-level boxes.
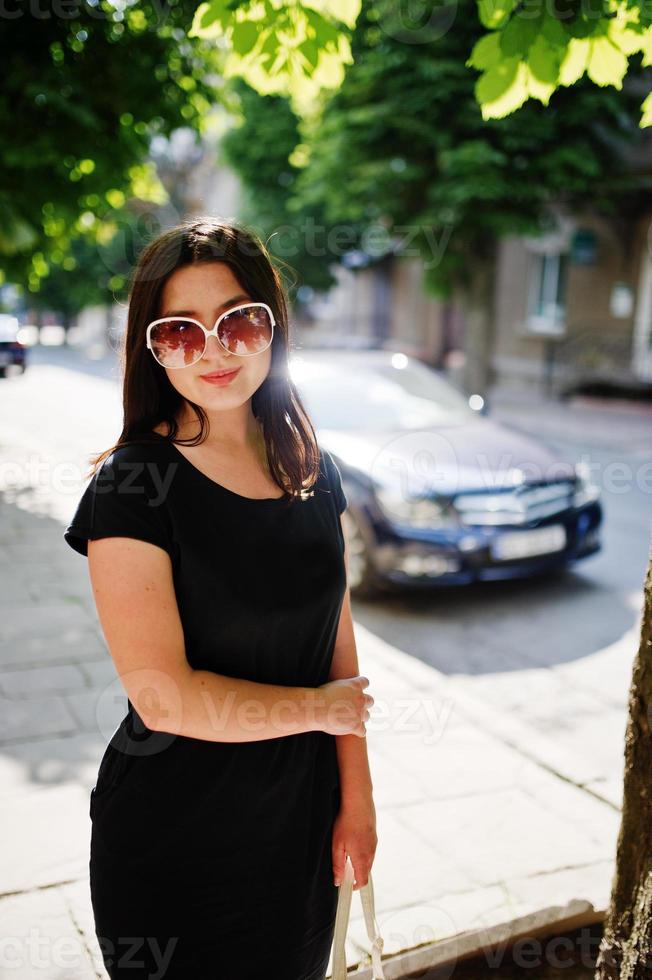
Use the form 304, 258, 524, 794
63, 217, 378, 979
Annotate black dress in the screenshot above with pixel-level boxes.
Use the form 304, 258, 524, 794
63, 434, 349, 980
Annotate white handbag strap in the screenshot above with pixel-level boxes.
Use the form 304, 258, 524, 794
331, 855, 386, 979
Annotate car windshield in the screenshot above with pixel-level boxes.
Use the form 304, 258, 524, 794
290, 356, 474, 430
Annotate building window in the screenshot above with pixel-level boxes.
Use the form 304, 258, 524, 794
526, 251, 568, 336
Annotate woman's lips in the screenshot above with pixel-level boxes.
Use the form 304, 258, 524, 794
200, 368, 241, 386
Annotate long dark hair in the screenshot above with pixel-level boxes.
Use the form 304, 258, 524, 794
87, 216, 320, 505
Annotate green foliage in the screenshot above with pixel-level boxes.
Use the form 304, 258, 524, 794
26, 236, 119, 321
219, 77, 339, 295
8, 0, 652, 317
281, 0, 650, 297
189, 0, 361, 114
186, 0, 652, 125
468, 0, 652, 123
0, 0, 220, 299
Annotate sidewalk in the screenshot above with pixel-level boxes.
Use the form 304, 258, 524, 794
487, 382, 652, 457
0, 503, 626, 980
0, 376, 643, 978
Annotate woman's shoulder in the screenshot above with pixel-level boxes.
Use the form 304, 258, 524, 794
63, 436, 177, 559
317, 445, 342, 480
91, 437, 181, 509
315, 444, 347, 514
98, 435, 173, 473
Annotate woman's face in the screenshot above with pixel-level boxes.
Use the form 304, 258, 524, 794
156, 261, 272, 421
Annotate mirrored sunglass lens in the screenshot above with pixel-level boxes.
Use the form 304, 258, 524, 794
150, 320, 205, 367
218, 307, 273, 355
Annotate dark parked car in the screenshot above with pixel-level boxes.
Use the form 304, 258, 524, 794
0, 315, 27, 376
291, 348, 602, 596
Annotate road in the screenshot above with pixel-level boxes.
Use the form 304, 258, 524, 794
353, 384, 652, 807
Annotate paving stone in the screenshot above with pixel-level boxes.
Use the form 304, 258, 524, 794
0, 784, 91, 893
64, 688, 126, 735
371, 725, 531, 801
0, 626, 105, 671
367, 744, 425, 808
0, 694, 80, 743
77, 658, 117, 690
0, 730, 104, 797
0, 663, 88, 698
397, 785, 617, 889
552, 627, 639, 710
0, 886, 97, 979
583, 776, 624, 809
502, 860, 614, 915
60, 878, 106, 979
370, 807, 477, 910
0, 604, 97, 649
439, 673, 611, 787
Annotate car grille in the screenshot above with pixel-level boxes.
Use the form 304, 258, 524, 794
452, 480, 576, 526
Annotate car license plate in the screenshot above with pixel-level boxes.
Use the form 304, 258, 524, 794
491, 524, 567, 560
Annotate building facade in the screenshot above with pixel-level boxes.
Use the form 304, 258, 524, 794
302, 203, 652, 397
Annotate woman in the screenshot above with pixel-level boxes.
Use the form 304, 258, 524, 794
63, 217, 378, 979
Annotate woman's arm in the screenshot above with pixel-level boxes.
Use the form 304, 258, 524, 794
328, 520, 375, 803
88, 536, 323, 743
328, 515, 378, 888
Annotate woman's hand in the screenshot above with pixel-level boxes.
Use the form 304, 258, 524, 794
332, 793, 378, 890
315, 676, 374, 737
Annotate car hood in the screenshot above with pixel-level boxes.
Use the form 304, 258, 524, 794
319, 419, 577, 496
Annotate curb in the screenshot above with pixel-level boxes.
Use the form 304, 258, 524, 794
344, 898, 603, 979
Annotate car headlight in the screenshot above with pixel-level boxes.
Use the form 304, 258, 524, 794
375, 487, 458, 528
574, 461, 600, 508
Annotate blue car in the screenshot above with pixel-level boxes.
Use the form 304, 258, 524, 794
290, 348, 602, 597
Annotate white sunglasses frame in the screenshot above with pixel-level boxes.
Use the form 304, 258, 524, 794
146, 301, 276, 369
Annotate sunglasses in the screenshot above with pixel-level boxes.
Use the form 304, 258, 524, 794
146, 302, 275, 369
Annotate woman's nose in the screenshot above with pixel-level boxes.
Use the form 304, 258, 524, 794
205, 334, 231, 358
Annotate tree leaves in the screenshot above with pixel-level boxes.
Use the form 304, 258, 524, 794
189, 0, 360, 113
0, 0, 221, 290
230, 0, 647, 302
467, 3, 652, 124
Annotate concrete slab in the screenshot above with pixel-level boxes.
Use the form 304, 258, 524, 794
0, 886, 98, 979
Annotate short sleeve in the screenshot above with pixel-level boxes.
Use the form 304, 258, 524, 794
63, 446, 174, 558
322, 449, 347, 515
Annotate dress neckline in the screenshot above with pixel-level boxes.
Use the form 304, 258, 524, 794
148, 431, 289, 503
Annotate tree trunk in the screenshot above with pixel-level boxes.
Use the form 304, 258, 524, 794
459, 244, 498, 401
595, 538, 652, 978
